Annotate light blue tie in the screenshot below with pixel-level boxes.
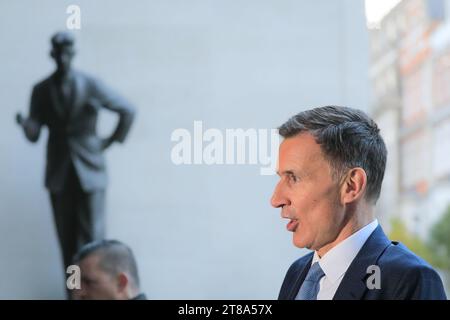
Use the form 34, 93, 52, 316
295, 262, 325, 300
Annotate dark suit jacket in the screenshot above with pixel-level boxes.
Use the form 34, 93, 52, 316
278, 225, 447, 300
29, 70, 135, 193
131, 293, 147, 300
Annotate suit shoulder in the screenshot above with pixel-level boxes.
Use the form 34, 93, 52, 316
76, 71, 113, 94
378, 242, 446, 298
32, 75, 53, 91
380, 242, 435, 271
72, 70, 94, 83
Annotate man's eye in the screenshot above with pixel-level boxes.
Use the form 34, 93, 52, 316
288, 174, 297, 183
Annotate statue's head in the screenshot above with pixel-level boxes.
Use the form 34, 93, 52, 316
50, 32, 75, 73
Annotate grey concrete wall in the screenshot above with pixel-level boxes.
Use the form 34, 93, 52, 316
0, 0, 368, 299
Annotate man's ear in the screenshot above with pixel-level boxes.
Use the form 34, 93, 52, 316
117, 272, 129, 292
340, 167, 367, 205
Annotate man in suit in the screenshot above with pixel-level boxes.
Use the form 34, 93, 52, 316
71, 240, 146, 300
271, 106, 447, 300
17, 32, 135, 273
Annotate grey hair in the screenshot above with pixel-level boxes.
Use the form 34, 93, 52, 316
73, 239, 140, 288
278, 106, 387, 203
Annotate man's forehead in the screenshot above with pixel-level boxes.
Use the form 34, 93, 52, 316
80, 253, 102, 269
279, 133, 323, 163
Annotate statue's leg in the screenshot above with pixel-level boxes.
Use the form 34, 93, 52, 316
76, 189, 106, 248
49, 191, 78, 271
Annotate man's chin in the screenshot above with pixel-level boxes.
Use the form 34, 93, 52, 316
292, 236, 308, 249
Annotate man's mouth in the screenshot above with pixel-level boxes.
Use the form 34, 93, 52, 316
286, 219, 299, 232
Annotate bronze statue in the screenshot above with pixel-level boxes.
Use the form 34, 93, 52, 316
16, 32, 136, 274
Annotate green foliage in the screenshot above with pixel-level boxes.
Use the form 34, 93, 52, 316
388, 205, 450, 271
388, 217, 436, 265
428, 205, 450, 271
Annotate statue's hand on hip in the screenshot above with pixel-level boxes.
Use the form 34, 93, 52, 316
100, 137, 115, 151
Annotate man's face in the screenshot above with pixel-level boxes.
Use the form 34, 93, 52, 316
52, 46, 74, 73
72, 254, 121, 300
271, 133, 346, 251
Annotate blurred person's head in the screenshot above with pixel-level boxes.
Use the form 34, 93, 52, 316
271, 106, 387, 257
71, 240, 141, 300
50, 31, 75, 74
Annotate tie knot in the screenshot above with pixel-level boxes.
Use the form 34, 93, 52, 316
305, 262, 325, 282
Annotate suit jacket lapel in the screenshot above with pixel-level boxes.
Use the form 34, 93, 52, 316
333, 225, 391, 300
287, 253, 314, 300
49, 74, 66, 120
68, 72, 84, 120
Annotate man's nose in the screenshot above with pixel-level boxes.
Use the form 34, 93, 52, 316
271, 182, 289, 208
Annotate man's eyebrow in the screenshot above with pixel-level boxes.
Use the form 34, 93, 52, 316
277, 170, 296, 176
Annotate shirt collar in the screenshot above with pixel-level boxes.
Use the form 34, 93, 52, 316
312, 219, 379, 284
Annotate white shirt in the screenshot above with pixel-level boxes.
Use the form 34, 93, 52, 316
312, 219, 379, 300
